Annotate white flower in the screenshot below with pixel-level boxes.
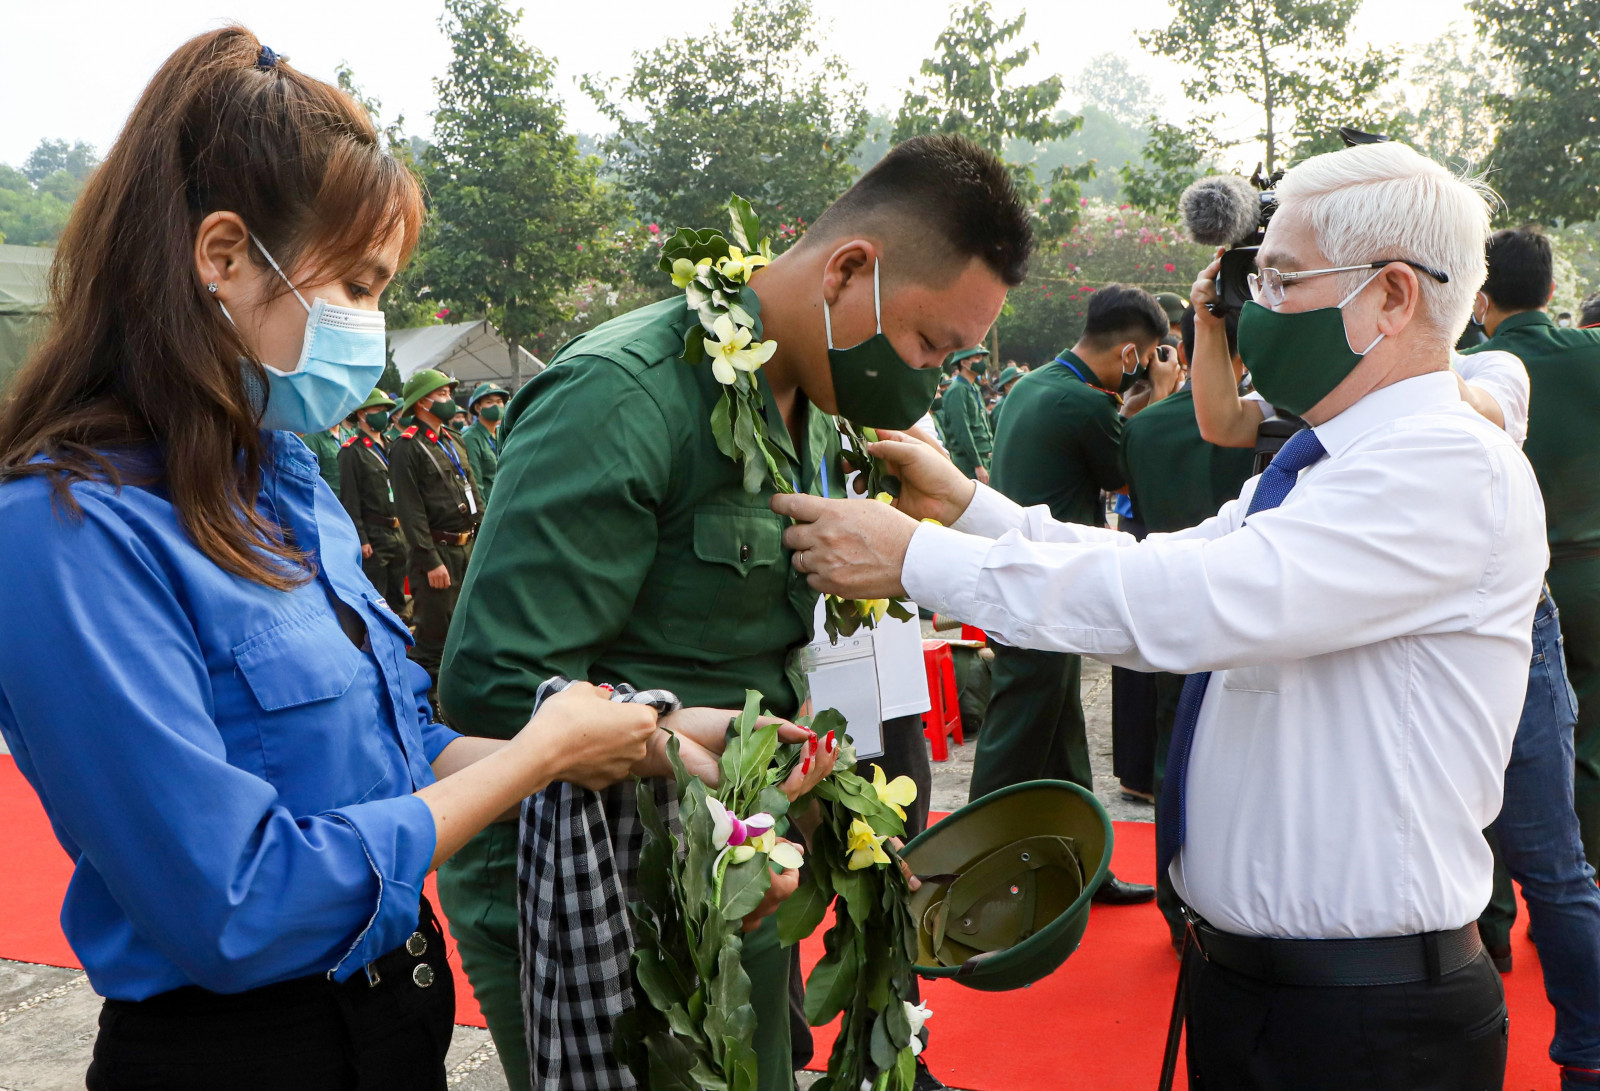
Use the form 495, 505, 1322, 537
707, 796, 735, 849
705, 313, 777, 385
905, 1001, 933, 1055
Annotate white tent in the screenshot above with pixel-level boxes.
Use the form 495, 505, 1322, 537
388, 319, 544, 389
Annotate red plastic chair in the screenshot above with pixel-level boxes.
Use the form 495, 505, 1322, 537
921, 639, 964, 761
960, 624, 988, 644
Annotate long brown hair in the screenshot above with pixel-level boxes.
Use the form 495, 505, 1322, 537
0, 27, 424, 590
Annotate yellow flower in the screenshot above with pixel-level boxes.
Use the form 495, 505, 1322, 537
670, 258, 697, 289
705, 313, 778, 386
874, 492, 895, 505
750, 830, 806, 870
871, 764, 918, 821
846, 817, 890, 870
717, 246, 770, 282
856, 599, 889, 624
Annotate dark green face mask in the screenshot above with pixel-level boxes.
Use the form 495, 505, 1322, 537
478, 403, 504, 423
825, 260, 941, 429
1238, 271, 1385, 417
363, 410, 391, 432
426, 397, 461, 422
1116, 348, 1146, 395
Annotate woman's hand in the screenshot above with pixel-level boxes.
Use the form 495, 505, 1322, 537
862, 429, 977, 526
520, 683, 658, 791
740, 843, 803, 933
1190, 245, 1227, 330
778, 730, 837, 803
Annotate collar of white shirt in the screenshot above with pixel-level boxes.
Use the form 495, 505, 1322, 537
1309, 369, 1462, 460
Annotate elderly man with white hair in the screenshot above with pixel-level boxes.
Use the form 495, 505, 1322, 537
773, 141, 1547, 1088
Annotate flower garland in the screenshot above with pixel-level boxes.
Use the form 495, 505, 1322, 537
625, 694, 926, 1091
659, 195, 914, 643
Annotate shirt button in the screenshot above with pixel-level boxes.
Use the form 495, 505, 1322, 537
406, 932, 428, 957
412, 963, 435, 988
739, 543, 752, 563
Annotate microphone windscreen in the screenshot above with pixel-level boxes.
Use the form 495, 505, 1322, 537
1179, 174, 1262, 248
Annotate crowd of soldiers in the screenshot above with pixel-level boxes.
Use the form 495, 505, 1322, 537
295, 369, 508, 705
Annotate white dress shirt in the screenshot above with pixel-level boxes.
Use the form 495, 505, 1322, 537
1452, 349, 1530, 448
903, 371, 1548, 938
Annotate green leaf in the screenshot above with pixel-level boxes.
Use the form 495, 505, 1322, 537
869, 1010, 897, 1072
709, 391, 736, 460
803, 940, 861, 1026
681, 324, 707, 365
831, 866, 873, 926
728, 194, 762, 253
775, 868, 833, 945
719, 855, 772, 921
895, 1045, 917, 1091
809, 708, 848, 740
644, 1030, 703, 1091
886, 599, 914, 622
737, 721, 782, 799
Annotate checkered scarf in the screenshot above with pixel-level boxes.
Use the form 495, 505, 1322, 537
516, 677, 681, 1091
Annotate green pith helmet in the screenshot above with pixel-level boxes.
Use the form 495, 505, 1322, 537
903, 780, 1112, 991
1155, 291, 1187, 324
468, 381, 510, 409
996, 365, 1023, 391
355, 389, 396, 413
946, 347, 989, 370
399, 369, 453, 414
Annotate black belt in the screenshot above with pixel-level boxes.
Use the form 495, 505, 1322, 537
1192, 918, 1483, 987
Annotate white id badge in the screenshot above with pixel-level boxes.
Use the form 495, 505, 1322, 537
465, 486, 477, 515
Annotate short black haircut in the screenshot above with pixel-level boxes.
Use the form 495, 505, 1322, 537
1180, 304, 1240, 361
1482, 227, 1554, 312
1082, 284, 1169, 349
1581, 293, 1600, 328
805, 134, 1033, 287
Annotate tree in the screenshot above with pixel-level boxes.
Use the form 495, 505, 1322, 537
893, 1, 1092, 238
585, 0, 866, 265
423, 0, 616, 386
21, 139, 98, 186
1141, 0, 1396, 174
1377, 25, 1507, 169
1071, 53, 1161, 129
0, 160, 75, 247
1119, 119, 1214, 216
1471, 0, 1600, 224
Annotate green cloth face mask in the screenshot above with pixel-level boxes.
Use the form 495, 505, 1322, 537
363, 410, 391, 432
477, 403, 504, 423
825, 260, 941, 429
1238, 270, 1385, 417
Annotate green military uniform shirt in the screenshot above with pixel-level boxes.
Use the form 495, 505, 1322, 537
990, 352, 1123, 524
988, 391, 1009, 436
337, 433, 399, 543
462, 420, 500, 504
297, 429, 343, 499
391, 423, 484, 570
440, 296, 839, 739
942, 374, 992, 479
1464, 311, 1600, 557
1120, 388, 1256, 533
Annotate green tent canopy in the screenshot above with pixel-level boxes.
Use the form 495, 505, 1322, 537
0, 244, 52, 391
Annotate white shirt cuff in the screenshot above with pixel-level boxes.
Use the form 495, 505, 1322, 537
902, 521, 995, 621
950, 482, 1027, 539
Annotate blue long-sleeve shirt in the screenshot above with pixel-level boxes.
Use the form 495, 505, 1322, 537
0, 431, 460, 1000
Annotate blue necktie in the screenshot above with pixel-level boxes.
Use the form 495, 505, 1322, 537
1155, 427, 1329, 882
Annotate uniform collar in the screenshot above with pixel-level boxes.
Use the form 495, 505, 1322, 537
1492, 310, 1553, 337
1055, 350, 1120, 400
1311, 370, 1462, 460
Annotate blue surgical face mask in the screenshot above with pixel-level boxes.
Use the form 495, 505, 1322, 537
220, 237, 386, 434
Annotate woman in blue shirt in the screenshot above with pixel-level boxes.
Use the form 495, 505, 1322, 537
0, 29, 691, 1091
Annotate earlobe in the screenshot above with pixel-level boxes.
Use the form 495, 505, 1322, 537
193, 210, 251, 301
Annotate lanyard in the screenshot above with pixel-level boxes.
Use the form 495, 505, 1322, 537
434, 434, 477, 515
1054, 355, 1090, 384
366, 439, 389, 468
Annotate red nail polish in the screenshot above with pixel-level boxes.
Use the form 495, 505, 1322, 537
801, 757, 812, 775
824, 730, 836, 751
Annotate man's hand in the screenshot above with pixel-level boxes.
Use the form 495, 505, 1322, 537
769, 493, 917, 600
361, 543, 374, 560
427, 564, 451, 590
1149, 344, 1182, 399
859, 429, 976, 526
975, 465, 990, 484
1190, 245, 1227, 330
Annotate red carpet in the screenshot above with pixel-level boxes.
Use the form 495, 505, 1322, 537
0, 758, 1560, 1089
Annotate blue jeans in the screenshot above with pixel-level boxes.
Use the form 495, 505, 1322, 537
1487, 588, 1600, 1068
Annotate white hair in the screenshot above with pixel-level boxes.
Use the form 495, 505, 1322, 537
1273, 141, 1497, 346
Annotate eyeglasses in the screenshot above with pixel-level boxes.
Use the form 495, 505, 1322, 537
1247, 260, 1451, 310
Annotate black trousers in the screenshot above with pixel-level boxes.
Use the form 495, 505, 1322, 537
86, 898, 454, 1091
1185, 946, 1508, 1091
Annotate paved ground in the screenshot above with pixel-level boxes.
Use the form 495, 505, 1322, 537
0, 658, 1141, 1091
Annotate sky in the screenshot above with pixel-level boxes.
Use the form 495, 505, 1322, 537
0, 0, 1476, 172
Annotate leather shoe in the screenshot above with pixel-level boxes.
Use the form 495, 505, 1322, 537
1092, 875, 1156, 905
1486, 943, 1512, 974
912, 1060, 947, 1091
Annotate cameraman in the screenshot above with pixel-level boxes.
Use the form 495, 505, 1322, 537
774, 141, 1544, 1087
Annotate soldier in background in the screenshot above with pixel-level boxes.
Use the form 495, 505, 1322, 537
941, 346, 992, 482
391, 369, 483, 698
297, 424, 343, 498
338, 390, 408, 619
462, 382, 509, 504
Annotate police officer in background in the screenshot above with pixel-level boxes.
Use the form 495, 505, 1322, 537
392, 369, 484, 696
941, 346, 992, 482
339, 390, 408, 619
462, 382, 508, 504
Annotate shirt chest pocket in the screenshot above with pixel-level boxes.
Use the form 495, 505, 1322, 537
659, 507, 787, 654
231, 612, 393, 807
1220, 660, 1298, 695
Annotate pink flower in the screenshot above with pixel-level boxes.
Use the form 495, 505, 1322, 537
647, 223, 660, 235
435, 307, 451, 319
576, 243, 584, 251
1164, 263, 1177, 273
1080, 197, 1089, 207
1042, 197, 1052, 205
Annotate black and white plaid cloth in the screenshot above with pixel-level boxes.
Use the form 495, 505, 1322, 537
516, 677, 681, 1091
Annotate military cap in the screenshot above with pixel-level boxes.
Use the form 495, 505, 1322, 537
399, 369, 454, 414
996, 366, 1023, 390
1155, 292, 1188, 324
467, 382, 510, 409
355, 389, 396, 413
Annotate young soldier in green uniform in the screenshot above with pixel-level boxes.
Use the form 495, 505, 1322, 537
391, 368, 483, 698
974, 284, 1178, 905
437, 134, 1032, 1091
941, 346, 992, 481
1464, 227, 1600, 874
338, 389, 408, 617
987, 363, 1023, 434
296, 424, 343, 497
462, 381, 508, 503
1120, 305, 1257, 944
